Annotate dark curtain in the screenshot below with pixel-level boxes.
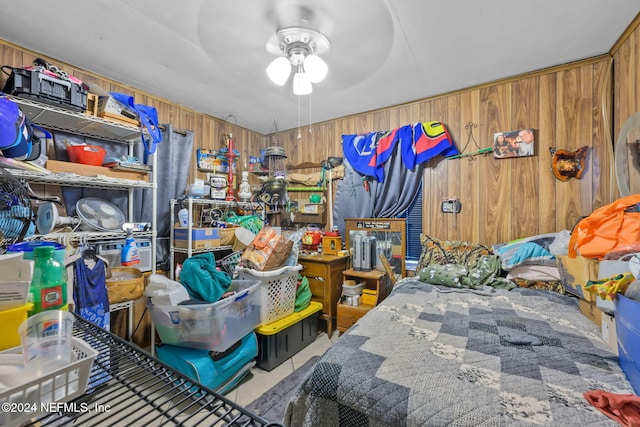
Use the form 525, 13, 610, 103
133, 125, 194, 268
333, 142, 424, 237
58, 124, 194, 270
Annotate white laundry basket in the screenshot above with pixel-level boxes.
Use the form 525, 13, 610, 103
237, 264, 302, 325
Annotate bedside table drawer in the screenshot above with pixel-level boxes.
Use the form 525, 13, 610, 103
300, 261, 326, 278
337, 303, 370, 331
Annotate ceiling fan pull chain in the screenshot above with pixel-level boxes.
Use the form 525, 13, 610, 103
297, 95, 302, 140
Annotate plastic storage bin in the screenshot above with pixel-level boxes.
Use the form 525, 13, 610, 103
615, 294, 640, 394
342, 281, 365, 296
254, 301, 322, 371
0, 303, 33, 350
156, 331, 258, 394
3, 68, 88, 112
148, 279, 261, 352
237, 264, 302, 325
0, 337, 98, 427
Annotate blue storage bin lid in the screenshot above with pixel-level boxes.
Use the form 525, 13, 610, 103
7, 241, 65, 253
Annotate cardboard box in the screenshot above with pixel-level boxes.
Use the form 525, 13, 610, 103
557, 255, 599, 299
46, 159, 149, 182
0, 253, 33, 310
601, 312, 618, 355
579, 297, 602, 327
174, 227, 221, 249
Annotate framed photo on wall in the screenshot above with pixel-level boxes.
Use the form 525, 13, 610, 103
493, 128, 535, 158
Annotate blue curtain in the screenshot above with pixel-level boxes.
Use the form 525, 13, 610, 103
333, 142, 424, 237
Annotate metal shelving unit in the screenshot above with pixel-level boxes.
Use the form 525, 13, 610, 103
23, 315, 278, 426
169, 198, 262, 278
6, 96, 157, 341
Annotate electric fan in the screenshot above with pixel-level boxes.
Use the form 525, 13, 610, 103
0, 167, 35, 253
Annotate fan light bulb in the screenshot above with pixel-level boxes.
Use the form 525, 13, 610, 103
293, 70, 312, 95
266, 56, 292, 86
303, 54, 328, 83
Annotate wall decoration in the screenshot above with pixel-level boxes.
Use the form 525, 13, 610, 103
549, 146, 589, 181
493, 128, 535, 158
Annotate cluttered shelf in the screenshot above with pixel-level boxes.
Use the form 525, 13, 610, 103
3, 314, 277, 427
6, 169, 153, 190
6, 94, 146, 144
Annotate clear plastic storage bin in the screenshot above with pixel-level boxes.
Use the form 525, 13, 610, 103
148, 279, 261, 352
237, 264, 302, 325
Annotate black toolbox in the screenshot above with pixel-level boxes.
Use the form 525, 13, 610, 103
3, 68, 87, 112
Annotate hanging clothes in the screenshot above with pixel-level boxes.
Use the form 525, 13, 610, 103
70, 255, 110, 330
342, 121, 458, 182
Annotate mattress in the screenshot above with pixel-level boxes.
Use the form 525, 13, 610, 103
285, 278, 633, 426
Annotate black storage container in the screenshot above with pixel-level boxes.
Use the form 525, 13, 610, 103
3, 68, 87, 112
255, 301, 322, 371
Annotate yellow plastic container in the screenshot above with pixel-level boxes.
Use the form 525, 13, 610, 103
0, 303, 34, 350
255, 301, 323, 335
361, 289, 377, 306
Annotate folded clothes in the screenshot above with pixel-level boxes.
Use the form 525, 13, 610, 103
584, 390, 640, 426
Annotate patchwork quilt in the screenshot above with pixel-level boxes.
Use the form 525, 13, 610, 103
285, 278, 633, 426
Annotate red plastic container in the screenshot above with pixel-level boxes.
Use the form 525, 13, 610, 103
67, 145, 106, 166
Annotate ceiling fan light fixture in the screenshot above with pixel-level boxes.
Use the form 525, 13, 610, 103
303, 54, 328, 83
266, 26, 330, 95
293, 67, 312, 95
267, 56, 292, 86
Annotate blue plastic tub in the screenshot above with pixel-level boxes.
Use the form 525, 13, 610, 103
7, 241, 66, 265
615, 294, 640, 394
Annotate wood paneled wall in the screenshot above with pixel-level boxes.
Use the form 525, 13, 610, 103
2, 18, 638, 250
275, 57, 616, 245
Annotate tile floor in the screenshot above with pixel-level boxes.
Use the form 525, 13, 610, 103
223, 330, 339, 407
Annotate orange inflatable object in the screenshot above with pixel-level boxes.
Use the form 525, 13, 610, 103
568, 194, 640, 259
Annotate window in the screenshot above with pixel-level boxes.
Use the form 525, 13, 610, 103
402, 186, 422, 261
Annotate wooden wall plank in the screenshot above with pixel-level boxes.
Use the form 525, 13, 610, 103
479, 84, 511, 243
511, 77, 539, 239
538, 74, 558, 232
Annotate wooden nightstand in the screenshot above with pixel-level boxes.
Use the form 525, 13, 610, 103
298, 254, 350, 337
336, 268, 387, 333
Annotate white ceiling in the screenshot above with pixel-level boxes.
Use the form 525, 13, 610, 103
1, 0, 638, 134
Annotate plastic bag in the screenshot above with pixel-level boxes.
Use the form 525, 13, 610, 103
145, 274, 189, 306
241, 226, 293, 270
569, 194, 640, 259
295, 275, 311, 312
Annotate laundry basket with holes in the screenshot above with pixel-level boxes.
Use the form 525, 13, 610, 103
219, 250, 243, 276
236, 264, 302, 325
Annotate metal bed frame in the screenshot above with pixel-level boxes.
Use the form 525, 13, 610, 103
23, 315, 281, 426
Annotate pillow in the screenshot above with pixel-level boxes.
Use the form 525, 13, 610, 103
494, 241, 556, 271
416, 234, 492, 271
506, 265, 561, 281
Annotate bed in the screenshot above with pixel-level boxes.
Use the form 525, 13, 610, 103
285, 279, 632, 426
284, 235, 634, 426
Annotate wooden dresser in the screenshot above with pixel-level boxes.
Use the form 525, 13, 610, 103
298, 254, 350, 337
